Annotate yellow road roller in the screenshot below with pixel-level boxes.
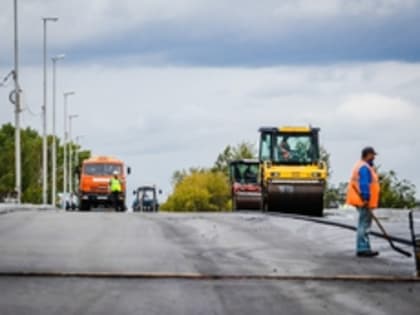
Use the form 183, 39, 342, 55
259, 126, 327, 216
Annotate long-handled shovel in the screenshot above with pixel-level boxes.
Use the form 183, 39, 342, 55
370, 211, 412, 257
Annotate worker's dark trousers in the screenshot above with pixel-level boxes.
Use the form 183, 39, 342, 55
111, 191, 121, 211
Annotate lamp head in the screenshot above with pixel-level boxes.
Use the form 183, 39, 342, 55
43, 17, 59, 22
64, 91, 75, 97
52, 54, 65, 61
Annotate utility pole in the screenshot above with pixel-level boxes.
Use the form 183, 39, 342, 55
51, 54, 65, 207
42, 16, 58, 205
13, 0, 21, 204
63, 91, 75, 209
68, 114, 79, 194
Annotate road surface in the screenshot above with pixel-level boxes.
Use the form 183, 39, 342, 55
0, 208, 418, 314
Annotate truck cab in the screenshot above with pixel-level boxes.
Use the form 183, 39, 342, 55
229, 159, 262, 210
78, 156, 130, 211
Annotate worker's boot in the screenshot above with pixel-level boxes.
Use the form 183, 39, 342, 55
357, 250, 379, 257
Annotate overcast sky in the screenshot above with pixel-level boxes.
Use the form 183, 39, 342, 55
1, 0, 419, 201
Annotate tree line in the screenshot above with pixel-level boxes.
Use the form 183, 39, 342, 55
161, 142, 255, 211
0, 123, 90, 203
1, 122, 416, 209
321, 148, 417, 209
162, 142, 417, 211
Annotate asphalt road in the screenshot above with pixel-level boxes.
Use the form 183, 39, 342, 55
0, 208, 419, 314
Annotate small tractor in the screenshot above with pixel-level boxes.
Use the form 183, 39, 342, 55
132, 186, 161, 212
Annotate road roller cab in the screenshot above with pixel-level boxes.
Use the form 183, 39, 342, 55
229, 159, 262, 210
258, 126, 327, 216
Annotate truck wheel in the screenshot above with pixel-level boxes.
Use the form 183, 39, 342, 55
261, 190, 269, 212
232, 197, 238, 211
260, 199, 265, 212
305, 196, 324, 217
116, 202, 125, 212
79, 201, 90, 212
313, 198, 324, 217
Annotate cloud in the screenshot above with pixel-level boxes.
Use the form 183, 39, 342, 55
270, 0, 417, 18
337, 94, 419, 125
0, 1, 419, 66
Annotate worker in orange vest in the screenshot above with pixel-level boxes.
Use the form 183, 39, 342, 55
346, 147, 380, 257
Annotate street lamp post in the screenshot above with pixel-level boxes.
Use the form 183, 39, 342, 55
74, 135, 84, 192
13, 0, 21, 204
51, 54, 65, 207
42, 16, 58, 205
68, 114, 79, 194
63, 91, 75, 209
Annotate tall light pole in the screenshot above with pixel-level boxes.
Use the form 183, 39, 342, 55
74, 135, 84, 192
63, 91, 75, 209
42, 16, 58, 205
13, 0, 21, 203
68, 114, 79, 194
51, 54, 65, 207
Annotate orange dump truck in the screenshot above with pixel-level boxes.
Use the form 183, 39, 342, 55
78, 156, 130, 211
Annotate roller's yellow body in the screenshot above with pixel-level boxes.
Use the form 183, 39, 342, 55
259, 126, 327, 216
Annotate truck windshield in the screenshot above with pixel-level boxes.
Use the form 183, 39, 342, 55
260, 132, 318, 165
231, 163, 259, 184
84, 164, 122, 175
273, 134, 317, 164
138, 189, 154, 200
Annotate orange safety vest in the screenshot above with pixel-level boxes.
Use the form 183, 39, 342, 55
346, 160, 380, 209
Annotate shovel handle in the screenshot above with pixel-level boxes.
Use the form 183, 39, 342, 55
370, 211, 412, 258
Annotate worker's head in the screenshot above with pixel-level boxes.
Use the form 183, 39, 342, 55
113, 170, 119, 177
280, 137, 290, 149
361, 146, 377, 164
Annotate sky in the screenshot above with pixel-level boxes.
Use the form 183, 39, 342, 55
0, 0, 420, 202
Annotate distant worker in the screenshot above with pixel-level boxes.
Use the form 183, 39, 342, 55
234, 165, 242, 183
109, 170, 123, 212
279, 138, 291, 161
244, 165, 257, 183
346, 147, 380, 257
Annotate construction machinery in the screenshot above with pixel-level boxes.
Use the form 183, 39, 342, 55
133, 186, 161, 212
259, 126, 327, 216
78, 156, 130, 211
229, 159, 261, 210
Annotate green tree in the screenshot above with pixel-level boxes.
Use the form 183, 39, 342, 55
324, 182, 348, 208
21, 127, 43, 203
320, 146, 417, 209
161, 170, 230, 211
0, 124, 17, 200
320, 145, 338, 207
0, 124, 44, 203
171, 167, 206, 186
163, 142, 254, 211
0, 123, 90, 204
212, 142, 256, 177
319, 146, 331, 179
379, 170, 416, 208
